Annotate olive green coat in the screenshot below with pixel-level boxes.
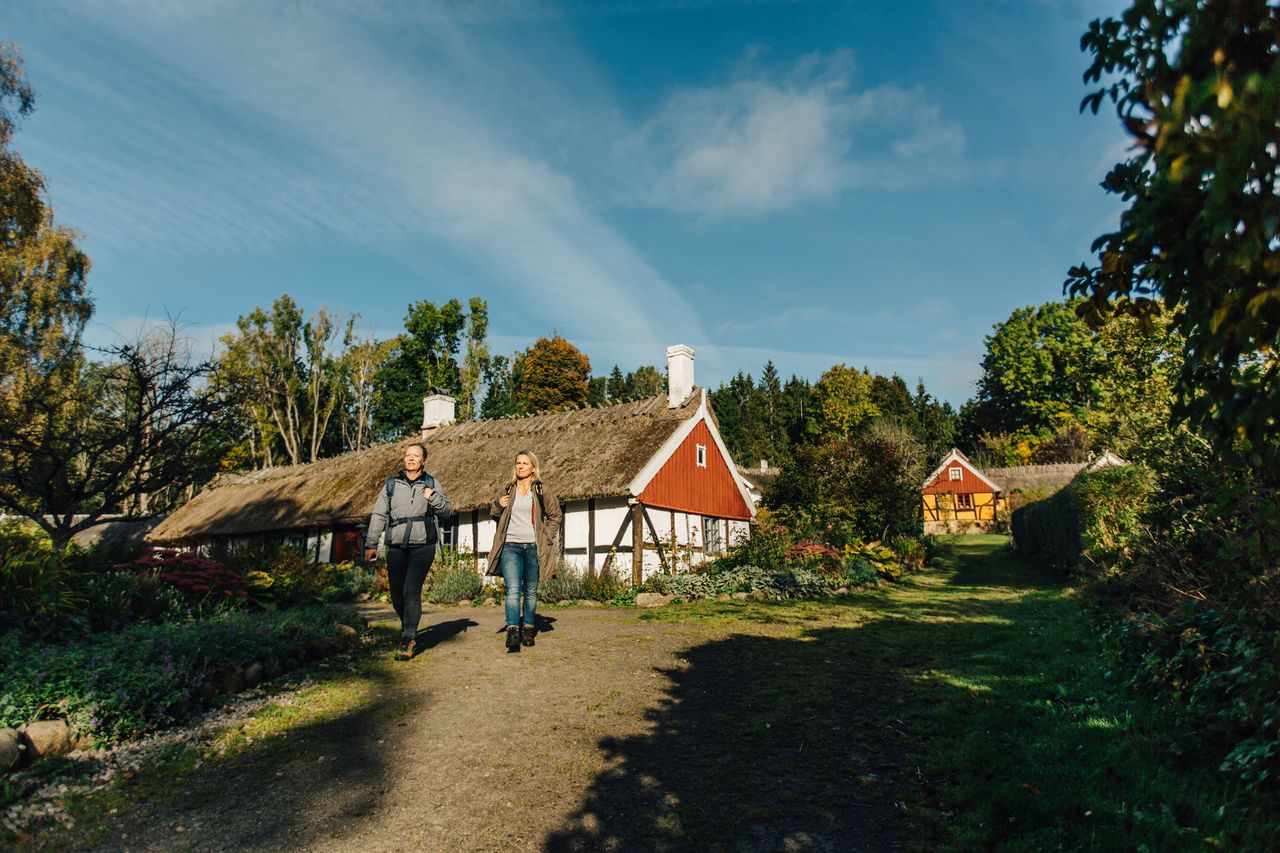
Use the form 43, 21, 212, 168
486, 480, 563, 580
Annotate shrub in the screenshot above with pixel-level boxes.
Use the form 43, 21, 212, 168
784, 539, 842, 576
0, 520, 82, 635
426, 554, 483, 604
323, 561, 376, 602
0, 604, 362, 744
581, 564, 627, 602
538, 570, 586, 604
115, 550, 251, 617
890, 536, 929, 572
1010, 466, 1154, 577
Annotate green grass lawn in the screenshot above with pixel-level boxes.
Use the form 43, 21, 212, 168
646, 535, 1254, 850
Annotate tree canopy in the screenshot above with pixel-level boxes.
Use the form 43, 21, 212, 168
517, 334, 591, 413
1068, 0, 1280, 456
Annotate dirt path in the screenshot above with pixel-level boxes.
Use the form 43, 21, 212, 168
53, 599, 917, 852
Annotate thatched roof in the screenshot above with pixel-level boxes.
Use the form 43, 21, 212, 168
983, 462, 1087, 494
736, 464, 781, 491
149, 391, 702, 544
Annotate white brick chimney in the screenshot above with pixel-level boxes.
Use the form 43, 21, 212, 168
421, 394, 456, 437
666, 344, 695, 408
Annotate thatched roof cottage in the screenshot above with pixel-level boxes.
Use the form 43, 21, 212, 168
149, 345, 755, 583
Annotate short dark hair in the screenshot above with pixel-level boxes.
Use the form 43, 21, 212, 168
404, 442, 428, 459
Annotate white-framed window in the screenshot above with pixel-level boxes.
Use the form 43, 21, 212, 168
949, 467, 963, 481
703, 516, 722, 555
696, 444, 707, 467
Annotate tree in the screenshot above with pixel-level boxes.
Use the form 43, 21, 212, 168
810, 364, 880, 439
217, 296, 353, 467
970, 300, 1100, 439
340, 337, 393, 452
372, 298, 466, 437
480, 354, 521, 419
1, 44, 92, 432
1068, 0, 1280, 454
457, 297, 490, 421
606, 365, 627, 400
516, 335, 590, 413
0, 324, 229, 548
625, 365, 665, 398
770, 421, 924, 541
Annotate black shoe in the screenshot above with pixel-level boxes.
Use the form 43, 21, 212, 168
521, 624, 536, 647
394, 638, 415, 661
505, 626, 521, 653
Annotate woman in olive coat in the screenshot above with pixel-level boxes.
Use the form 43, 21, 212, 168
487, 450, 562, 652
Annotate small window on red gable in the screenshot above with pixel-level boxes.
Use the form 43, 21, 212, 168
949, 467, 963, 481
696, 444, 707, 468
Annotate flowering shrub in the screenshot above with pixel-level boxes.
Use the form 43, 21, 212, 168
117, 550, 249, 616
784, 539, 842, 575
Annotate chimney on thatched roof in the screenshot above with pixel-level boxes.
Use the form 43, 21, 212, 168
421, 394, 456, 438
667, 344, 695, 408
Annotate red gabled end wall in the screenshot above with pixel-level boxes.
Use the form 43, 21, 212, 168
639, 420, 752, 520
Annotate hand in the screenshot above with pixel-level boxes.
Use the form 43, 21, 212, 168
364, 548, 379, 562
499, 494, 510, 508
422, 487, 435, 499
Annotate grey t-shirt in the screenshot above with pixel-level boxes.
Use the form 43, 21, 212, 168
507, 488, 537, 543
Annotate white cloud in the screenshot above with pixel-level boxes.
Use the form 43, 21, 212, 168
24, 0, 707, 351
632, 51, 969, 218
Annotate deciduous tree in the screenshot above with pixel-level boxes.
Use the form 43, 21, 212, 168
1068, 0, 1280, 454
516, 335, 590, 413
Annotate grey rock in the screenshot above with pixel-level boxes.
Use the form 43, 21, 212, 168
0, 727, 24, 770
578, 599, 604, 608
634, 592, 673, 608
835, 587, 850, 595
731, 592, 750, 601
715, 593, 731, 602
749, 589, 771, 601
21, 720, 73, 759
242, 662, 265, 688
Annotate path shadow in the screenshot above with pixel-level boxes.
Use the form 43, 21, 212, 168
70, 620, 476, 852
543, 542, 1162, 852
544, 624, 916, 853
415, 617, 478, 655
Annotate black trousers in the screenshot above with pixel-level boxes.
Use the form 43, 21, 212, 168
385, 544, 435, 640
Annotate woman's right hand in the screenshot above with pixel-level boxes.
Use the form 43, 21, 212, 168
498, 494, 510, 508
364, 548, 379, 562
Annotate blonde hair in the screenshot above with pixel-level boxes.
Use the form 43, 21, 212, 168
512, 449, 540, 482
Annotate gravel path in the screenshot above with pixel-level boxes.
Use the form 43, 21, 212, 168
42, 603, 912, 852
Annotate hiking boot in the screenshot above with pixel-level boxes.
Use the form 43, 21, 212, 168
394, 638, 415, 661
505, 625, 521, 653
521, 624, 536, 647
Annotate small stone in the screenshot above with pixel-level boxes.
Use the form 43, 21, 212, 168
715, 593, 731, 602
835, 587, 849, 595
634, 592, 673, 608
242, 662, 265, 688
578, 599, 604, 608
0, 727, 23, 770
457, 599, 472, 607
731, 592, 750, 601
21, 720, 74, 759
749, 589, 770, 601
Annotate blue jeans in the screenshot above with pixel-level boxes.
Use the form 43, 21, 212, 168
499, 542, 539, 627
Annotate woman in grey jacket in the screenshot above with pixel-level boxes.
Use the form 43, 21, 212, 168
364, 443, 452, 660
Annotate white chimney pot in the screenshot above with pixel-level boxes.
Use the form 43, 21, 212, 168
666, 344, 695, 408
421, 394, 457, 435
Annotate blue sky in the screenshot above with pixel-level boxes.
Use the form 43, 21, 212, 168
7, 0, 1127, 405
